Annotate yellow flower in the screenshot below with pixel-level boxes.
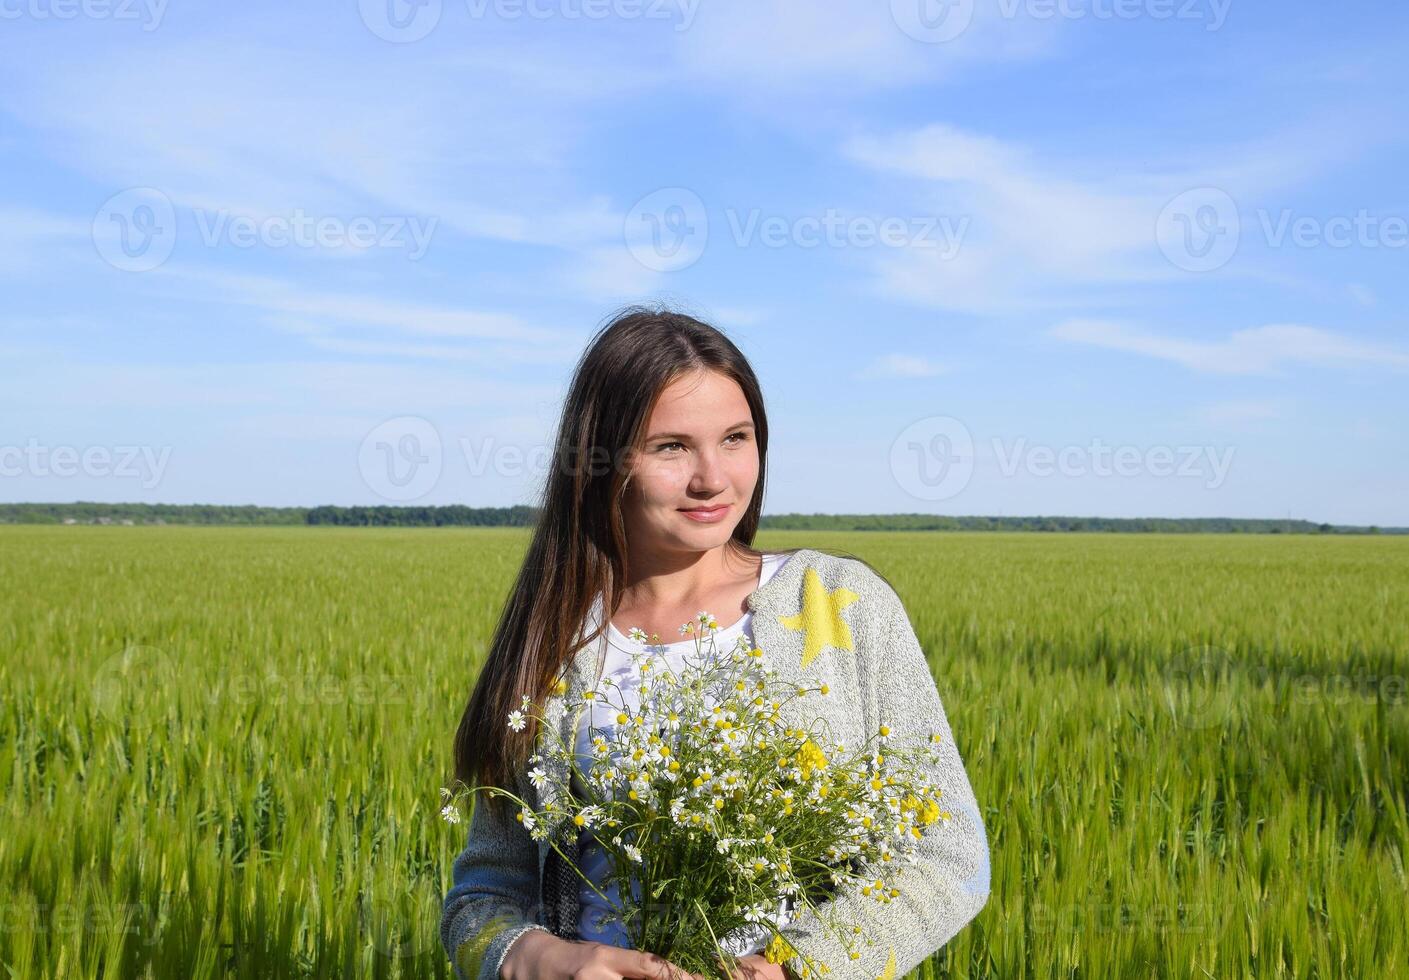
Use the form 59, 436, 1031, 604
901, 792, 944, 826
797, 738, 829, 779
763, 933, 796, 965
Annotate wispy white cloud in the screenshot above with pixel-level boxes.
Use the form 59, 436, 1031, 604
1050, 319, 1409, 375
144, 266, 576, 357
1192, 399, 1285, 426
676, 0, 1057, 91
706, 307, 767, 329
1347, 283, 1376, 307
1, 360, 563, 412
843, 114, 1381, 314
0, 40, 645, 255
858, 353, 949, 379
0, 206, 90, 277
558, 245, 668, 302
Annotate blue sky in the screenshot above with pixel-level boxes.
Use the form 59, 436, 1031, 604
2, 0, 1406, 524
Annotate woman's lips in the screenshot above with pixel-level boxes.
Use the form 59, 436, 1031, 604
679, 504, 730, 523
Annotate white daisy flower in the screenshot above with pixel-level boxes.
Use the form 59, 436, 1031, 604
742, 902, 771, 922
625, 844, 644, 863
507, 709, 527, 731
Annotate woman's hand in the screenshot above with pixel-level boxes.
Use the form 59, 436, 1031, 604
500, 930, 710, 980
712, 952, 788, 980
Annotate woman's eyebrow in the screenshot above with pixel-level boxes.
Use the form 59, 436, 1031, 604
647, 420, 755, 440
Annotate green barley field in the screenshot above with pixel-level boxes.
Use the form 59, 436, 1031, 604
2, 526, 1405, 979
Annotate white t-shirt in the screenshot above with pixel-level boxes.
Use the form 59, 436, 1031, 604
571, 552, 795, 956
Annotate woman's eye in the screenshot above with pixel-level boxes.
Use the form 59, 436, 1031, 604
658, 433, 746, 453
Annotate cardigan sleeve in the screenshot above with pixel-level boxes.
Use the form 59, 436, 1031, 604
770, 580, 991, 980
441, 789, 550, 980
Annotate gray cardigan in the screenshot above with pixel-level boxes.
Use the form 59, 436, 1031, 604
441, 548, 991, 980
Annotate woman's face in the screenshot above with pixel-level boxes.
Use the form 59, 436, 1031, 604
621, 369, 759, 555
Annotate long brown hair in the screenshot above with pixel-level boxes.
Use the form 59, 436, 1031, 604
452, 303, 798, 816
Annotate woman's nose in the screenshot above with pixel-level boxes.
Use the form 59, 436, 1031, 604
690, 448, 726, 490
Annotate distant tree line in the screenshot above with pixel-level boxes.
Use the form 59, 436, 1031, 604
0, 502, 1400, 534
304, 504, 537, 526
0, 502, 305, 525
756, 513, 1398, 534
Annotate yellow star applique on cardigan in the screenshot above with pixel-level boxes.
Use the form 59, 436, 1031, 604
777, 567, 859, 667
876, 946, 897, 980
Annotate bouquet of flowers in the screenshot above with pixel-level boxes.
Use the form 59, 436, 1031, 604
443, 612, 952, 980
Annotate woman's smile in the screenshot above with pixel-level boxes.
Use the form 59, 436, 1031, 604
678, 503, 731, 523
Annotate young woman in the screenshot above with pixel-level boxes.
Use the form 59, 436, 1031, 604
442, 306, 990, 980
